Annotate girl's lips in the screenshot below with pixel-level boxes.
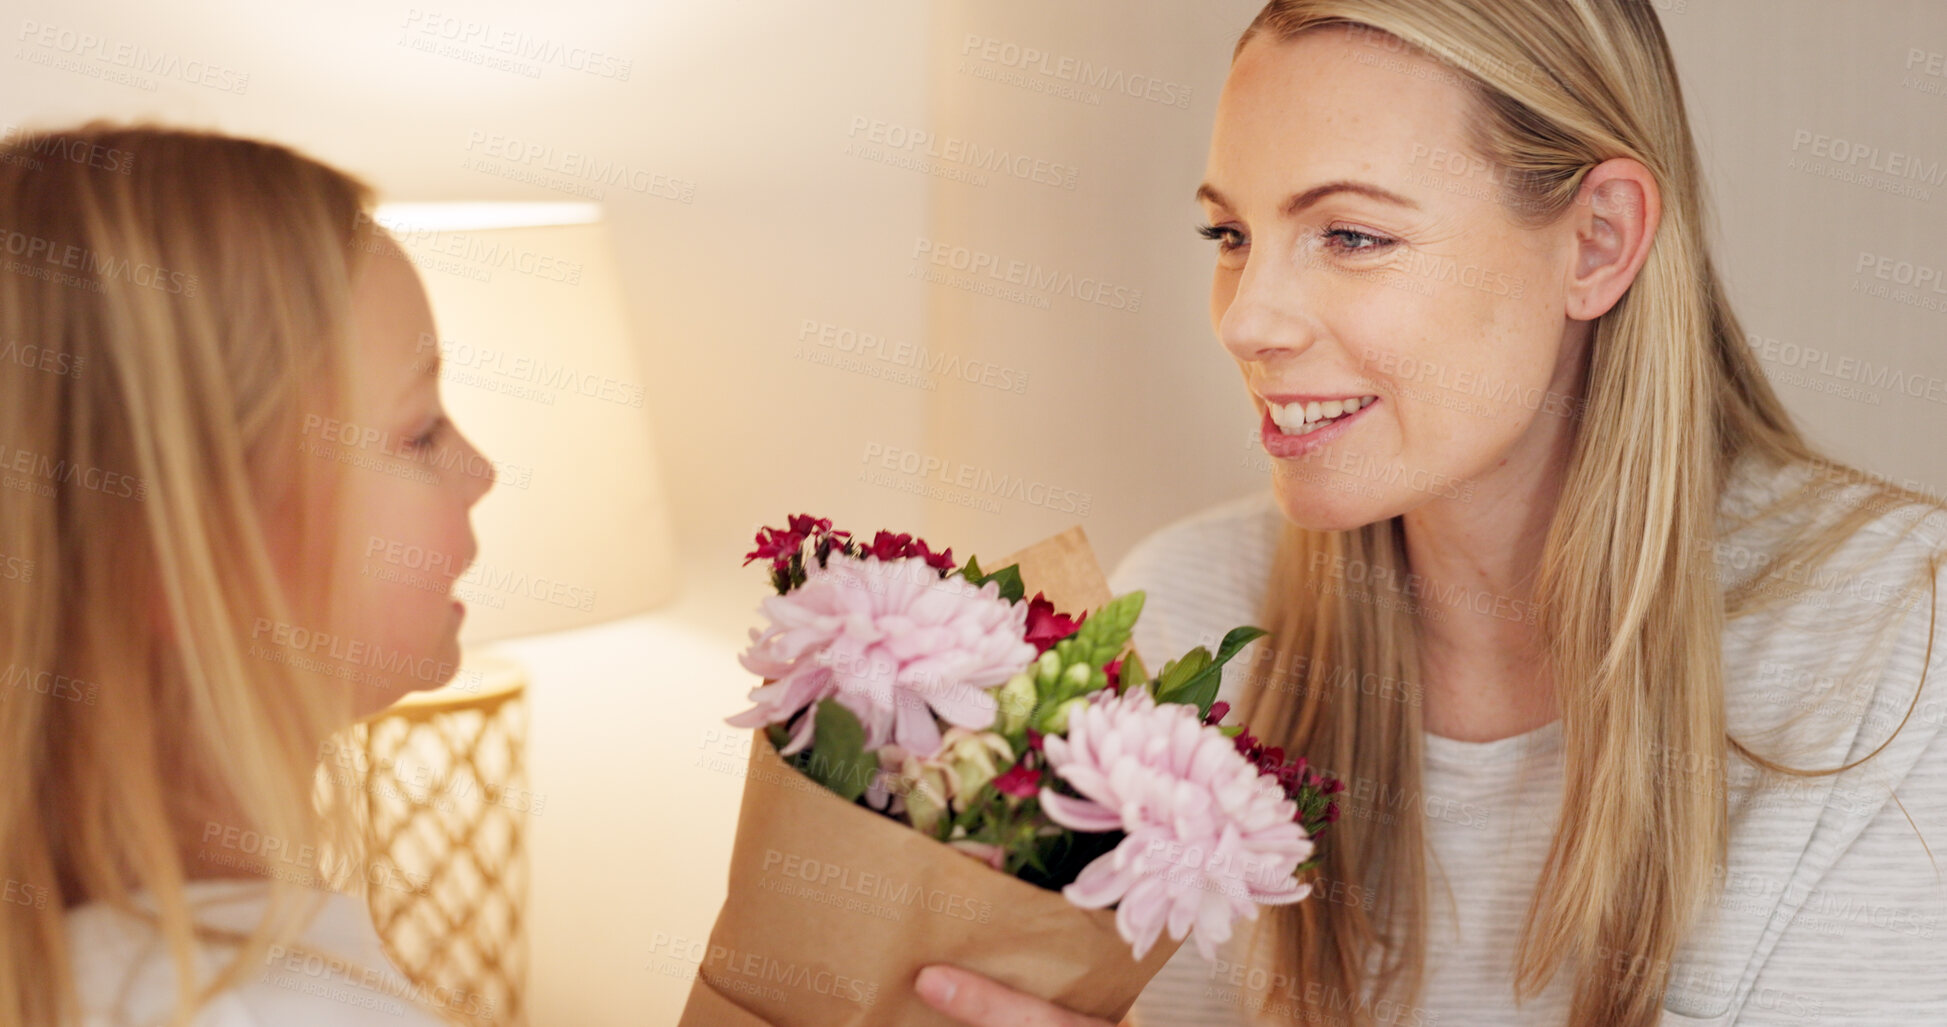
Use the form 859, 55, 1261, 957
1258, 398, 1375, 459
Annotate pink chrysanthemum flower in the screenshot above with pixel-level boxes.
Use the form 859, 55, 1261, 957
1038, 689, 1316, 961
728, 554, 1036, 757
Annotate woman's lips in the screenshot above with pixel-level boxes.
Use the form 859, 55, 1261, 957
1258, 398, 1375, 459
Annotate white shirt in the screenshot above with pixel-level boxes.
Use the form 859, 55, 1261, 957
65, 879, 452, 1026
1115, 455, 1947, 1026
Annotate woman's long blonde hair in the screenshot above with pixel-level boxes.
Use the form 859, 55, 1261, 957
1225, 3, 1944, 1025
0, 123, 381, 1025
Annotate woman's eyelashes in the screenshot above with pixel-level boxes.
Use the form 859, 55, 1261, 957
1196, 222, 1398, 259
1321, 227, 1395, 255
1197, 222, 1246, 254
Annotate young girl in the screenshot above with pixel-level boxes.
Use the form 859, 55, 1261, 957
0, 123, 495, 1025
913, 2, 1947, 1025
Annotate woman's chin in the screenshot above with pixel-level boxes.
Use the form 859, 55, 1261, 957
1269, 481, 1393, 534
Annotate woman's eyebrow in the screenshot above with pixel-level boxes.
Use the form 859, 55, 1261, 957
1195, 180, 1421, 216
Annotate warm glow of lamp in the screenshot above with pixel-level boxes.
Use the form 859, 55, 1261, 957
376, 202, 678, 643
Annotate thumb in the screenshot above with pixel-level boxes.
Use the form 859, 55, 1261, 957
914, 964, 1114, 1027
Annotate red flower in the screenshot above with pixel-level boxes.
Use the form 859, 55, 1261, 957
1104, 658, 1123, 694
863, 529, 955, 573
992, 761, 1041, 797
744, 515, 859, 593
786, 513, 833, 537
742, 526, 800, 566
1023, 592, 1084, 655
743, 514, 850, 566
920, 543, 956, 572
1211, 706, 1341, 810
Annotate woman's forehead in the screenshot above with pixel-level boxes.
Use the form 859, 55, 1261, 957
1209, 31, 1483, 197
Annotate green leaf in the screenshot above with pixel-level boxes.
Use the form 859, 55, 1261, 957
1057, 591, 1145, 669
1213, 625, 1268, 666
1153, 648, 1211, 702
1164, 626, 1268, 718
802, 699, 877, 802
982, 564, 1025, 604
959, 557, 1025, 604
1117, 649, 1148, 694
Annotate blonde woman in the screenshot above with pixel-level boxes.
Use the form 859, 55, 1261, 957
913, 2, 1946, 1026
0, 124, 495, 1024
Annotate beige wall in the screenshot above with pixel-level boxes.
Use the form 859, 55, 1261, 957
6, 0, 1937, 605
6, 2, 1944, 1024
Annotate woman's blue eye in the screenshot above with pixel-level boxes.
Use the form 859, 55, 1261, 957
1324, 228, 1394, 254
1198, 222, 1393, 256
1197, 223, 1246, 252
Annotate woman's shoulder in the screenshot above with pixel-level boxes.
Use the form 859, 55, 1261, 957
66, 880, 449, 1026
1718, 450, 1947, 560
1716, 452, 1947, 832
1655, 456, 1947, 1019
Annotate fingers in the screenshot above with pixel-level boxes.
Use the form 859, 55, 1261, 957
914, 964, 1115, 1027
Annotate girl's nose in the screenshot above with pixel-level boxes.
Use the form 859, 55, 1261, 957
457, 428, 496, 502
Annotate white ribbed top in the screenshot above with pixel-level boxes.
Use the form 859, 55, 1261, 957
65, 880, 449, 1026
1113, 455, 1947, 1026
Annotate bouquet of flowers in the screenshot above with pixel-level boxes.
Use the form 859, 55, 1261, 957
679, 515, 1340, 1026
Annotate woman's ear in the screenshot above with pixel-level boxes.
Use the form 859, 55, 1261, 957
1564, 156, 1661, 322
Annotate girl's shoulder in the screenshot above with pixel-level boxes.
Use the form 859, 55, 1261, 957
66, 880, 451, 1026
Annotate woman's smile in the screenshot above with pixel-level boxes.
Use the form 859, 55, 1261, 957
1259, 395, 1379, 458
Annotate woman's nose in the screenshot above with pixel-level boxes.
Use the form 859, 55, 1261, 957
1218, 257, 1319, 364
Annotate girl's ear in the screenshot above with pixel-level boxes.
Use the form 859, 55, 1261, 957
1564, 157, 1661, 322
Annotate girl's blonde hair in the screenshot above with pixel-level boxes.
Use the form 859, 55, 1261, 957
0, 122, 383, 1025
1224, 4, 1944, 1025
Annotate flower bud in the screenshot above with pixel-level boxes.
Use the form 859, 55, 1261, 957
1035, 649, 1063, 688
1062, 662, 1091, 691
904, 763, 951, 835
941, 729, 1012, 799
1045, 696, 1089, 734
996, 671, 1037, 734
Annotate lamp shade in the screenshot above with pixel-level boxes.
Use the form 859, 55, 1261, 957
377, 203, 679, 643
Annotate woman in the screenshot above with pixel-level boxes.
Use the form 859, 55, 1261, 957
0, 124, 494, 1024
914, 2, 1947, 1025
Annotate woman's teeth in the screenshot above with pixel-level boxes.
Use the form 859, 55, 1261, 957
1271, 395, 1375, 435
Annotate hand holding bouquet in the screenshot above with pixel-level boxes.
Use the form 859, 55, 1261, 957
679, 515, 1340, 1026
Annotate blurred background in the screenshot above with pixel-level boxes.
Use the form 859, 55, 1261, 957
5, 0, 1943, 1022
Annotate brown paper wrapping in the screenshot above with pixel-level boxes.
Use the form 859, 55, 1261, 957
679, 525, 1184, 1026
